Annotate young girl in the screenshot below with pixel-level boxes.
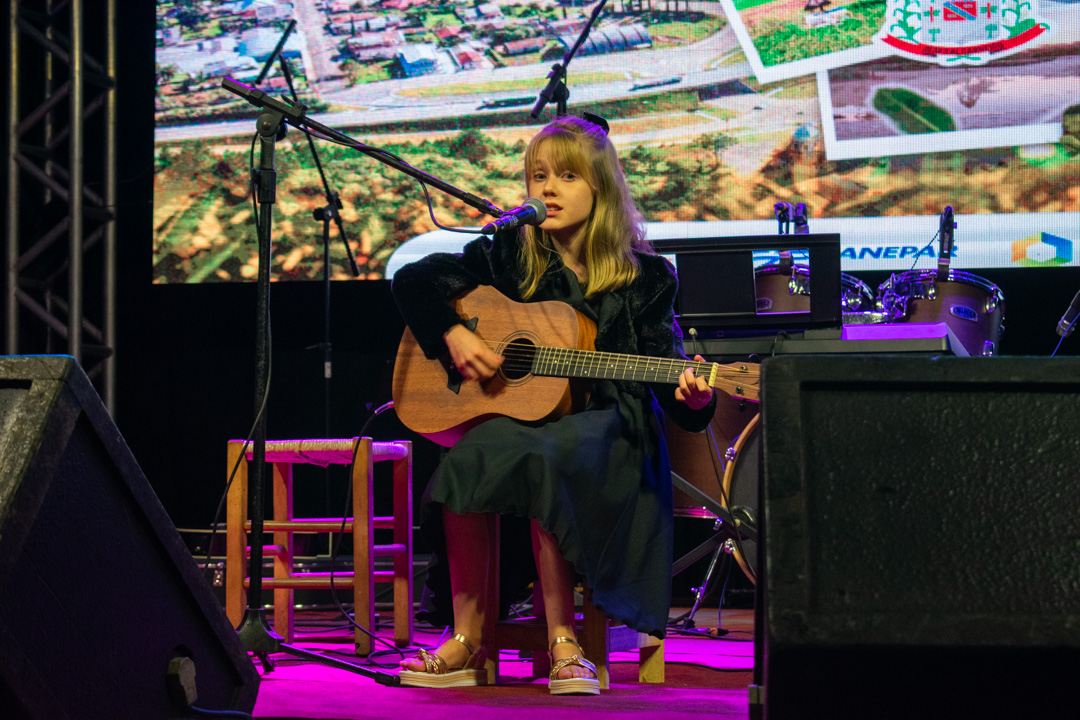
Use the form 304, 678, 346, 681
392, 115, 716, 694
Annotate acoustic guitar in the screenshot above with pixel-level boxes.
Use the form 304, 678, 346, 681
392, 285, 760, 446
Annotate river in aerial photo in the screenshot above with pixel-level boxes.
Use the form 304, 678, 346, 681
826, 41, 1080, 141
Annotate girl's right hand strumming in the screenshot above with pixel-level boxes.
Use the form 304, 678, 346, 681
443, 324, 504, 382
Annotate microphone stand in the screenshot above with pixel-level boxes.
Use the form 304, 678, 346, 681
234, 99, 402, 686
222, 75, 506, 684
530, 0, 608, 119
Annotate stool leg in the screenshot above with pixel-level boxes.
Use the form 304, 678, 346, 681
639, 637, 665, 684
225, 441, 248, 629
483, 513, 499, 686
529, 523, 549, 680
272, 461, 294, 643
581, 588, 611, 690
392, 442, 414, 649
353, 438, 376, 656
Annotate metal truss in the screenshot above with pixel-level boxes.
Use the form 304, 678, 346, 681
5, 0, 117, 411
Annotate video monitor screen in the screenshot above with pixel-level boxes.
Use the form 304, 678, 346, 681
153, 0, 1079, 284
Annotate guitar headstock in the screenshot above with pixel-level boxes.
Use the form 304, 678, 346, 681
708, 362, 760, 403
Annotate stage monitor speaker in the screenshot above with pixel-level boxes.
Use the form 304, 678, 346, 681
0, 356, 259, 719
758, 355, 1080, 719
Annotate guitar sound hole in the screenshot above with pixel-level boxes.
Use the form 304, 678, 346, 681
500, 338, 536, 381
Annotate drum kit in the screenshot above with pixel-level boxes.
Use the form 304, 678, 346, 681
667, 207, 1007, 624
752, 262, 1005, 356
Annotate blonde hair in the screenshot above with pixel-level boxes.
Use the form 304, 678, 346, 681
517, 116, 650, 300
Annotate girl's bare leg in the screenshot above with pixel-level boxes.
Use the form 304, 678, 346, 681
400, 508, 491, 671
532, 520, 595, 679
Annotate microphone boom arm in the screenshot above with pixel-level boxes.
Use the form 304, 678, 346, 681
222, 78, 506, 220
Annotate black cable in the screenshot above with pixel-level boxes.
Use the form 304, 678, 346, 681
767, 330, 789, 357
289, 123, 481, 235
320, 402, 407, 667
908, 227, 940, 272
201, 131, 274, 574
1050, 315, 1077, 357
187, 706, 253, 719
248, 131, 260, 229
417, 179, 483, 234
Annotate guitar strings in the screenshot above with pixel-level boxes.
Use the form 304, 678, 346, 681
470, 338, 717, 381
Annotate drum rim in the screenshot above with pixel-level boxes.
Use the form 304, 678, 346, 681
722, 413, 760, 586
879, 268, 1004, 298
757, 263, 810, 277
757, 265, 874, 303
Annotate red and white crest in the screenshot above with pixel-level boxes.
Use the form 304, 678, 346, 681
874, 0, 1055, 65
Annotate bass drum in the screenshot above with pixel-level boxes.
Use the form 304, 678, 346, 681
877, 269, 1005, 356
665, 393, 759, 583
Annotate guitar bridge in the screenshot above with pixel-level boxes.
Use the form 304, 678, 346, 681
439, 355, 464, 394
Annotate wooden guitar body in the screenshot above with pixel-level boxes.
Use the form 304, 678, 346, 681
392, 285, 597, 447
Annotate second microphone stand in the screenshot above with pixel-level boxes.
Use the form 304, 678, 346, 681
531, 0, 609, 119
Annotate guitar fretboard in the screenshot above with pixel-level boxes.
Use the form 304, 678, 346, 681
533, 346, 713, 385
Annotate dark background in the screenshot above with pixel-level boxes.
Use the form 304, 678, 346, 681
4, 2, 1079, 605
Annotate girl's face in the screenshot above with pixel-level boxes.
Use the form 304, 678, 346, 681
527, 143, 595, 246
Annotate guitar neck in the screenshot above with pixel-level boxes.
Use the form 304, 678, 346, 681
531, 346, 759, 402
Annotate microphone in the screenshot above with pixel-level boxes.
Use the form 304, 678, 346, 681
939, 205, 955, 250
793, 202, 809, 234
1057, 288, 1080, 338
937, 205, 955, 281
481, 198, 547, 235
773, 202, 793, 234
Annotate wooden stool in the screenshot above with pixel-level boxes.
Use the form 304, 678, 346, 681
483, 517, 664, 688
225, 437, 413, 655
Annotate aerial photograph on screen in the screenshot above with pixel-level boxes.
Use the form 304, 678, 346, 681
153, 0, 1078, 283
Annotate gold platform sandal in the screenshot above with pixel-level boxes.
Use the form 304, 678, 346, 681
548, 636, 600, 696
398, 633, 488, 688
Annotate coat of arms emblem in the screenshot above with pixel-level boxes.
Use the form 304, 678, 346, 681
874, 0, 1054, 65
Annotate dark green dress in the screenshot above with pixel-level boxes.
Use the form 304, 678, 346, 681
391, 231, 716, 638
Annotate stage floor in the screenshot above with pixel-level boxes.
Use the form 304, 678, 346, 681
248, 607, 754, 719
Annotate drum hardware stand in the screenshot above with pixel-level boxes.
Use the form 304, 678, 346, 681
221, 75, 510, 685
670, 472, 757, 630
683, 524, 735, 632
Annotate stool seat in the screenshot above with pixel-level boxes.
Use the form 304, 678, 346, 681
245, 438, 410, 466
225, 436, 413, 656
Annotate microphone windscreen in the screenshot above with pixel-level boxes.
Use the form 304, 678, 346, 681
523, 197, 547, 223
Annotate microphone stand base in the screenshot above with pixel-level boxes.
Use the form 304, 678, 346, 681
235, 607, 401, 685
